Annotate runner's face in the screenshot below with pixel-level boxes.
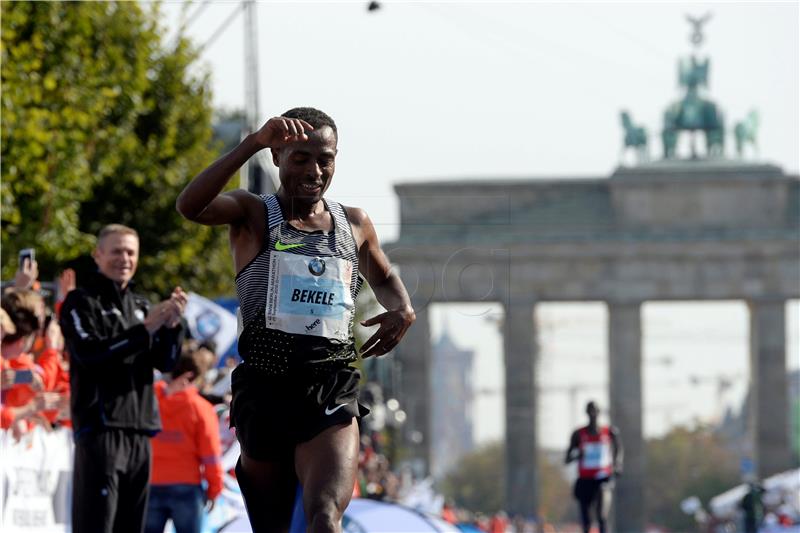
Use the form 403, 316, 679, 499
273, 126, 337, 204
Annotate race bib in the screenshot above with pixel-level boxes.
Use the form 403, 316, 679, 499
265, 252, 354, 342
582, 441, 611, 470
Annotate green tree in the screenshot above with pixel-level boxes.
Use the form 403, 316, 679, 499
439, 442, 573, 523
1, 1, 233, 298
645, 425, 740, 530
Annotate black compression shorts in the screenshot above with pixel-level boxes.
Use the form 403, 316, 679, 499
230, 362, 369, 461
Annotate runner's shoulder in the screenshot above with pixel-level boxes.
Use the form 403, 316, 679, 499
342, 205, 376, 244
224, 188, 267, 228
341, 205, 370, 226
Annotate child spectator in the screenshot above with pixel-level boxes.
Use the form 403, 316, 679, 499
146, 350, 224, 533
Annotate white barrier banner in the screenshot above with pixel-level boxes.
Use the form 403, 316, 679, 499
0, 420, 245, 533
0, 426, 73, 532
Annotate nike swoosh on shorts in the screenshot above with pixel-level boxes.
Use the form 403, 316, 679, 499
324, 403, 348, 416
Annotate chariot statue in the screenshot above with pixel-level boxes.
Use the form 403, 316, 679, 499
662, 13, 726, 159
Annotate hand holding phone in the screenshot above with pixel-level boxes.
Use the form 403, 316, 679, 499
14, 248, 38, 290
18, 248, 35, 268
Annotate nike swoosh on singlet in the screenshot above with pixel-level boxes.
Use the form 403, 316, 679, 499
275, 240, 305, 251
324, 403, 348, 416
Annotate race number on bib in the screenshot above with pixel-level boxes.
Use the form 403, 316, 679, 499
265, 252, 354, 342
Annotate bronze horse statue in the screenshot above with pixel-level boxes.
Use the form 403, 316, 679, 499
620, 111, 649, 164
734, 110, 759, 158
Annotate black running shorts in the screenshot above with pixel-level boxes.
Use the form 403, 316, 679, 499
230, 362, 368, 461
574, 476, 613, 504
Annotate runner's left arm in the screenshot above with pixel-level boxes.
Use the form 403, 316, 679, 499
345, 206, 415, 358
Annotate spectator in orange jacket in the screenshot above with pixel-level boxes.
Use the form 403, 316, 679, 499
146, 349, 224, 533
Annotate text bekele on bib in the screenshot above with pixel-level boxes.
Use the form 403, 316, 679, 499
265, 251, 354, 342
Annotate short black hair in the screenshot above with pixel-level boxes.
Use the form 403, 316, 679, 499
282, 107, 337, 136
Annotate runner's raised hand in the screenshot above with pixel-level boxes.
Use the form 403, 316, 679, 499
253, 116, 315, 149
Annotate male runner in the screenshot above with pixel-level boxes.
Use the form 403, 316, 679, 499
176, 108, 415, 533
565, 401, 623, 533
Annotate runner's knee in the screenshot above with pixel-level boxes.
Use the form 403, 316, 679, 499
305, 488, 349, 531
306, 499, 344, 533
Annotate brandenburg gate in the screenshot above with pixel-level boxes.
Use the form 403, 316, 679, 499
388, 162, 799, 530
387, 16, 798, 531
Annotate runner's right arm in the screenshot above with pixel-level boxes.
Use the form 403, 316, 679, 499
565, 430, 580, 464
176, 117, 313, 226
176, 136, 263, 226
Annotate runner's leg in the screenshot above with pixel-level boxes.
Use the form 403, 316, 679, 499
237, 452, 297, 533
295, 419, 359, 533
575, 479, 592, 533
596, 480, 613, 533
579, 499, 592, 533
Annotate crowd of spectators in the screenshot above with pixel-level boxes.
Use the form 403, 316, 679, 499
1, 258, 71, 439
0, 256, 225, 532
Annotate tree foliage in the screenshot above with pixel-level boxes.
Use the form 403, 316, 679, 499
645, 425, 740, 530
1, 1, 233, 299
439, 442, 573, 522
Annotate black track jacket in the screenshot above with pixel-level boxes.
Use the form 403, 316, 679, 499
60, 271, 184, 439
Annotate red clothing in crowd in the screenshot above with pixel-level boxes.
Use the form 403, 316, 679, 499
488, 514, 509, 533
150, 381, 224, 501
36, 348, 70, 426
0, 354, 39, 429
35, 348, 62, 391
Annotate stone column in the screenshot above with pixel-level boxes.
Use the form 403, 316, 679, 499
748, 299, 790, 478
503, 300, 538, 516
608, 301, 645, 532
394, 296, 432, 475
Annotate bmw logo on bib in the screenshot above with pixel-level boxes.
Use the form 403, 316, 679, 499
308, 258, 326, 276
